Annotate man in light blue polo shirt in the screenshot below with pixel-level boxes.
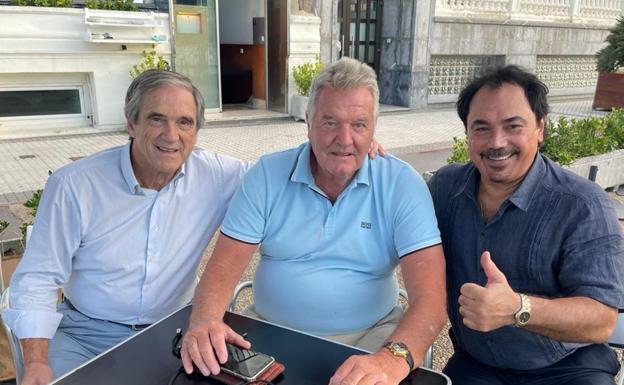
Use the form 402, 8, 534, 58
181, 58, 447, 385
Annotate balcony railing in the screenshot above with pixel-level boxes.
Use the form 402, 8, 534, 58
435, 0, 623, 26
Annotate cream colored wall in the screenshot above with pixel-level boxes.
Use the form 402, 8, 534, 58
0, 7, 171, 134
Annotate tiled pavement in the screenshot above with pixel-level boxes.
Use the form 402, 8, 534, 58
0, 98, 602, 205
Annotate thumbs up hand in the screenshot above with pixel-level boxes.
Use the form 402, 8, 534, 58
458, 251, 521, 332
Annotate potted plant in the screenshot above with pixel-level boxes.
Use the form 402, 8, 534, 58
130, 49, 170, 78
593, 16, 624, 110
446, 109, 624, 189
290, 56, 323, 121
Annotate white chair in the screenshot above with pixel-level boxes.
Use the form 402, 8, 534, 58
0, 224, 31, 384
228, 280, 434, 369
1, 286, 24, 384
608, 312, 624, 385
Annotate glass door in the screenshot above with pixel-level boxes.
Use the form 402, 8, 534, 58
172, 0, 221, 113
338, 0, 382, 72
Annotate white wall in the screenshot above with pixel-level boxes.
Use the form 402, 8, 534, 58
218, 0, 264, 44
0, 7, 171, 135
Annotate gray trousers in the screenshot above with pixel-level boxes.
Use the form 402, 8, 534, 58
242, 304, 403, 352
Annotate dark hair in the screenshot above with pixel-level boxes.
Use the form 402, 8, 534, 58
456, 65, 549, 131
124, 69, 205, 129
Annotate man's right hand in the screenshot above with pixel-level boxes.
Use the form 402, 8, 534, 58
22, 362, 53, 385
180, 318, 251, 376
21, 338, 53, 385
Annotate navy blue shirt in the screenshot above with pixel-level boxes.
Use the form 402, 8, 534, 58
428, 153, 624, 370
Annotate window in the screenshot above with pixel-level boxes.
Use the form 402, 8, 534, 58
0, 89, 82, 118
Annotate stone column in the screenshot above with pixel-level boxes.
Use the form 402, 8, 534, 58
288, 14, 321, 115
378, 0, 433, 108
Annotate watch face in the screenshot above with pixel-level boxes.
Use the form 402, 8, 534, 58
384, 341, 414, 371
389, 342, 407, 355
519, 311, 530, 323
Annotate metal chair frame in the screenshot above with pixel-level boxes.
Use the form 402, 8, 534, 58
1, 284, 24, 385
0, 225, 32, 385
608, 312, 624, 385
228, 280, 434, 369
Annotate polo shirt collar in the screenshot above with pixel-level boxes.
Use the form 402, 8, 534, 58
121, 141, 187, 194
290, 142, 370, 188
458, 153, 544, 212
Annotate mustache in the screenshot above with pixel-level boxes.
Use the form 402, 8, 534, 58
480, 147, 517, 158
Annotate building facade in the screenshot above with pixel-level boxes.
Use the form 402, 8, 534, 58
315, 0, 623, 107
1, 1, 621, 138
0, 1, 321, 137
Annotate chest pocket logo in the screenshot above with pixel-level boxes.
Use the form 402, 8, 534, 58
361, 221, 372, 229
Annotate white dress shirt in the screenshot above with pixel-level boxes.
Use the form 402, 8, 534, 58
3, 142, 249, 339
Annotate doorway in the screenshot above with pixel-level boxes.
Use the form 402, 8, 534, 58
217, 0, 287, 113
338, 0, 382, 73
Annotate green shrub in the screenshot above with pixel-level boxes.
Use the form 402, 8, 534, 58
0, 220, 8, 235
446, 137, 469, 164
11, 0, 136, 8
292, 56, 324, 97
130, 49, 170, 78
20, 189, 43, 244
11, 0, 72, 7
447, 109, 624, 166
541, 110, 623, 165
85, 0, 137, 10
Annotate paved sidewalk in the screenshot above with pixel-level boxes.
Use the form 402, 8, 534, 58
0, 98, 601, 205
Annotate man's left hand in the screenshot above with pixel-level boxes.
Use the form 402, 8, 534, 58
328, 350, 410, 385
458, 251, 521, 332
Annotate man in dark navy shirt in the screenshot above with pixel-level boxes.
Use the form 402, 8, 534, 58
428, 65, 624, 385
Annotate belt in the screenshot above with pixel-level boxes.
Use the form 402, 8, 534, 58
63, 298, 151, 331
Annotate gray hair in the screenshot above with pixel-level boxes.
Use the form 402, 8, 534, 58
124, 69, 205, 129
306, 57, 379, 123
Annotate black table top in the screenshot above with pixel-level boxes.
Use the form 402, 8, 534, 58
52, 305, 450, 385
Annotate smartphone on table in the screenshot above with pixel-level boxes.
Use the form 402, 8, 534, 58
221, 343, 275, 382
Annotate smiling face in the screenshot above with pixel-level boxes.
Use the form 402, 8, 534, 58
467, 82, 545, 189
128, 85, 198, 190
307, 86, 375, 192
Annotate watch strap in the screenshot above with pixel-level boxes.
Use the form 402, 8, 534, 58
383, 341, 414, 371
513, 293, 531, 327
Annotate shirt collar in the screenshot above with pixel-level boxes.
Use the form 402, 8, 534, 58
507, 153, 544, 211
120, 141, 187, 195
458, 153, 544, 212
290, 142, 370, 188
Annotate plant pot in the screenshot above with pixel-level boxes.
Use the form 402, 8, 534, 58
290, 95, 308, 122
564, 149, 624, 189
592, 72, 624, 110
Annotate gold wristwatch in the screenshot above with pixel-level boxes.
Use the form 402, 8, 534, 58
513, 293, 531, 327
383, 341, 414, 371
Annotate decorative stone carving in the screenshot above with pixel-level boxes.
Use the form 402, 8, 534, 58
435, 0, 622, 26
536, 55, 598, 89
428, 55, 503, 96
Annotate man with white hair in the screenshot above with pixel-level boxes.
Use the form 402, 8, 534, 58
181, 57, 447, 385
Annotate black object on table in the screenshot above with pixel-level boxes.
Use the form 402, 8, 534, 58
51, 305, 450, 385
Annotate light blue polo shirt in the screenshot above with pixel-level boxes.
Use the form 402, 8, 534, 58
221, 142, 441, 335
